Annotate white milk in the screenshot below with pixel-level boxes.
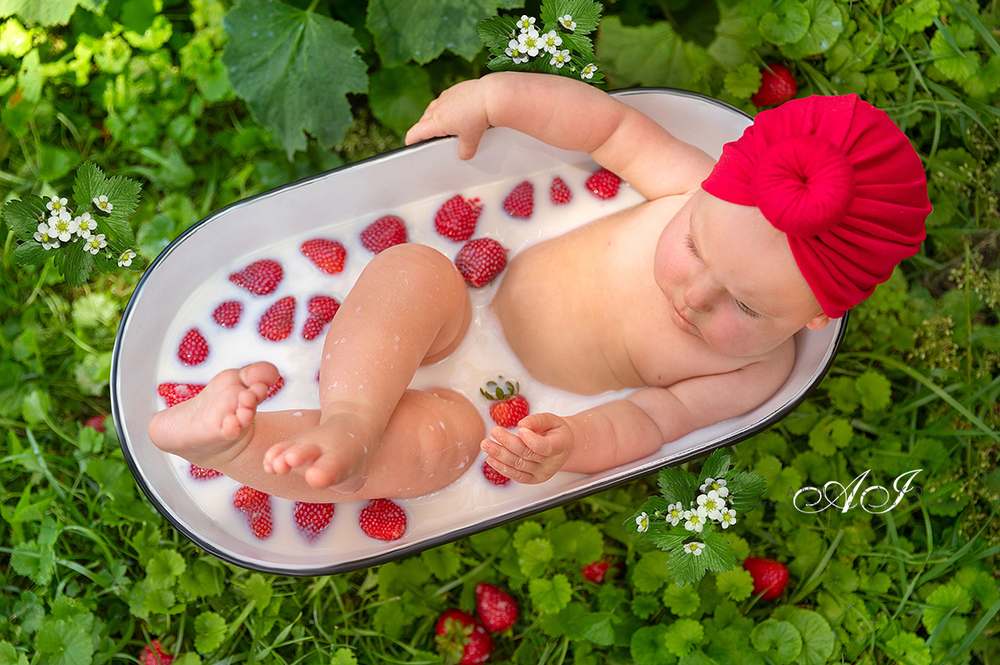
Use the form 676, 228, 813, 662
155, 161, 647, 553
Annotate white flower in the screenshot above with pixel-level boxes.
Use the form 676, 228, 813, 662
684, 541, 706, 556
719, 507, 738, 529
93, 195, 113, 212
47, 196, 68, 213
540, 30, 562, 53
48, 212, 79, 242
518, 28, 541, 57
558, 14, 577, 31
505, 39, 529, 62
117, 248, 137, 267
666, 502, 685, 526
580, 63, 598, 79
34, 222, 60, 250
82, 232, 107, 255
75, 212, 96, 236
700, 477, 730, 498
516, 15, 535, 31
684, 507, 709, 533
697, 491, 725, 520
550, 49, 571, 68
636, 512, 649, 533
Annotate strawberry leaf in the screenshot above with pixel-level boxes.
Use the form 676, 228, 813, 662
223, 0, 368, 159
528, 574, 572, 613
539, 0, 601, 34
1, 195, 47, 239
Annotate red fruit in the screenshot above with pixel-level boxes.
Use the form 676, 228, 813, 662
302, 295, 341, 340
489, 395, 529, 428
475, 582, 519, 632
455, 238, 507, 288
213, 301, 243, 327
177, 328, 209, 366
360, 215, 408, 254
294, 501, 335, 540
84, 414, 106, 433
229, 259, 283, 296
157, 383, 205, 407
751, 64, 797, 108
301, 238, 347, 274
435, 609, 493, 665
550, 176, 572, 205
743, 556, 790, 601
233, 486, 273, 539
358, 498, 407, 541
434, 194, 483, 242
265, 375, 284, 400
585, 167, 621, 200
503, 181, 534, 218
190, 463, 223, 480
482, 460, 511, 486
139, 639, 174, 665
581, 561, 613, 584
258, 296, 296, 341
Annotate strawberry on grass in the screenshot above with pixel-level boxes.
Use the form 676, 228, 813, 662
435, 609, 493, 665
751, 63, 797, 108
475, 582, 518, 632
580, 561, 616, 584
139, 639, 174, 665
743, 556, 790, 601
481, 377, 529, 428
455, 238, 507, 288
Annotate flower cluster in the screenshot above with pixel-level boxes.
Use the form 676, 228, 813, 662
33, 194, 136, 267
636, 477, 740, 556
504, 14, 593, 76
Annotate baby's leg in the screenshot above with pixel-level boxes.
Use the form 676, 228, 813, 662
264, 243, 477, 492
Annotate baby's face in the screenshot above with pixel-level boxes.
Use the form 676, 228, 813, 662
653, 189, 830, 358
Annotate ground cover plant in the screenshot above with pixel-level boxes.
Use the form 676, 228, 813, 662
1, 0, 998, 663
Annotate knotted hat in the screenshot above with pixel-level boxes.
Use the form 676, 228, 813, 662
701, 94, 931, 319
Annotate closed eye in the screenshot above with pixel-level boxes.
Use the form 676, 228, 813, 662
734, 298, 762, 318
685, 232, 701, 260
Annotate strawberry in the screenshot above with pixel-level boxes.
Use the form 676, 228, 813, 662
360, 215, 408, 254
751, 64, 797, 108
503, 181, 534, 218
455, 238, 507, 288
265, 374, 284, 400
233, 485, 273, 539
229, 259, 283, 296
481, 378, 529, 428
258, 296, 296, 342
177, 328, 209, 366
139, 639, 174, 665
84, 414, 106, 433
435, 609, 493, 665
293, 501, 335, 540
581, 561, 613, 584
157, 383, 205, 407
213, 300, 243, 327
585, 167, 621, 200
301, 238, 347, 274
482, 460, 511, 486
550, 176, 572, 205
302, 295, 340, 340
434, 194, 483, 242
743, 556, 790, 601
190, 463, 223, 480
475, 582, 518, 632
358, 498, 407, 541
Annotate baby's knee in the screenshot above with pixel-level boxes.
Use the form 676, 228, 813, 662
372, 243, 466, 291
394, 389, 484, 463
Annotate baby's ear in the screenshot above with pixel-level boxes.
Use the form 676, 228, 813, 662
805, 314, 832, 330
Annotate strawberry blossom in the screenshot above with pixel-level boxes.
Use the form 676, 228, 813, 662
48, 211, 79, 242
93, 195, 113, 212
117, 249, 137, 267
636, 512, 649, 532
550, 49, 571, 68
47, 195, 68, 213
541, 30, 562, 53
558, 14, 577, 31
684, 542, 706, 556
34, 223, 60, 250
82, 232, 107, 255
580, 63, 598, 79
75, 212, 96, 236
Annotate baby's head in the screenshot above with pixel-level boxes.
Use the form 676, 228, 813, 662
700, 94, 931, 320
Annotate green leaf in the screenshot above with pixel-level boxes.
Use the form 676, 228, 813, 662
194, 611, 227, 653
855, 370, 891, 412
145, 549, 187, 589
529, 574, 572, 613
518, 537, 553, 577
663, 618, 704, 658
367, 0, 518, 65
658, 467, 699, 505
596, 16, 714, 91
930, 23, 979, 84
539, 0, 601, 34
368, 65, 435, 137
724, 62, 763, 98
890, 0, 940, 34
11, 539, 54, 586
223, 0, 368, 158
716, 567, 755, 601
725, 469, 767, 514
758, 0, 810, 46
631, 593, 661, 619
632, 550, 672, 593
330, 648, 359, 665
550, 520, 603, 566
631, 625, 676, 665
576, 611, 616, 645
708, 0, 766, 69
788, 610, 835, 665
782, 0, 843, 56
245, 573, 273, 613
922, 583, 973, 634
421, 544, 462, 580
34, 619, 94, 665
807, 417, 853, 456
2, 195, 48, 239
512, 520, 544, 550
700, 449, 731, 481
662, 582, 700, 616
750, 620, 802, 665
0, 641, 29, 665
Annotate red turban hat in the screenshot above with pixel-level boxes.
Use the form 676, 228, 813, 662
701, 94, 931, 319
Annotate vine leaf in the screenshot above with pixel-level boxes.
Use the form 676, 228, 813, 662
223, 0, 368, 159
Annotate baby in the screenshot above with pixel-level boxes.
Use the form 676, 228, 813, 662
148, 72, 931, 503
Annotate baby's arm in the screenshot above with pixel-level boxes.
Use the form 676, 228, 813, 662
484, 347, 794, 481
405, 72, 715, 200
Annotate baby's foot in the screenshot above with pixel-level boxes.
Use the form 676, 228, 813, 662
149, 362, 281, 463
262, 412, 374, 492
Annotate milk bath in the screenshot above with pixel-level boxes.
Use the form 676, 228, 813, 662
154, 160, 647, 558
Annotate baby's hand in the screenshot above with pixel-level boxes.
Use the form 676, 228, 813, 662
481, 412, 573, 484
405, 79, 491, 160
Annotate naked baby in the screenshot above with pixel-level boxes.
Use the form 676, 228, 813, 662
148, 72, 931, 503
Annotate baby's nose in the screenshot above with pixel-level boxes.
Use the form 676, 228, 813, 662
683, 273, 723, 312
